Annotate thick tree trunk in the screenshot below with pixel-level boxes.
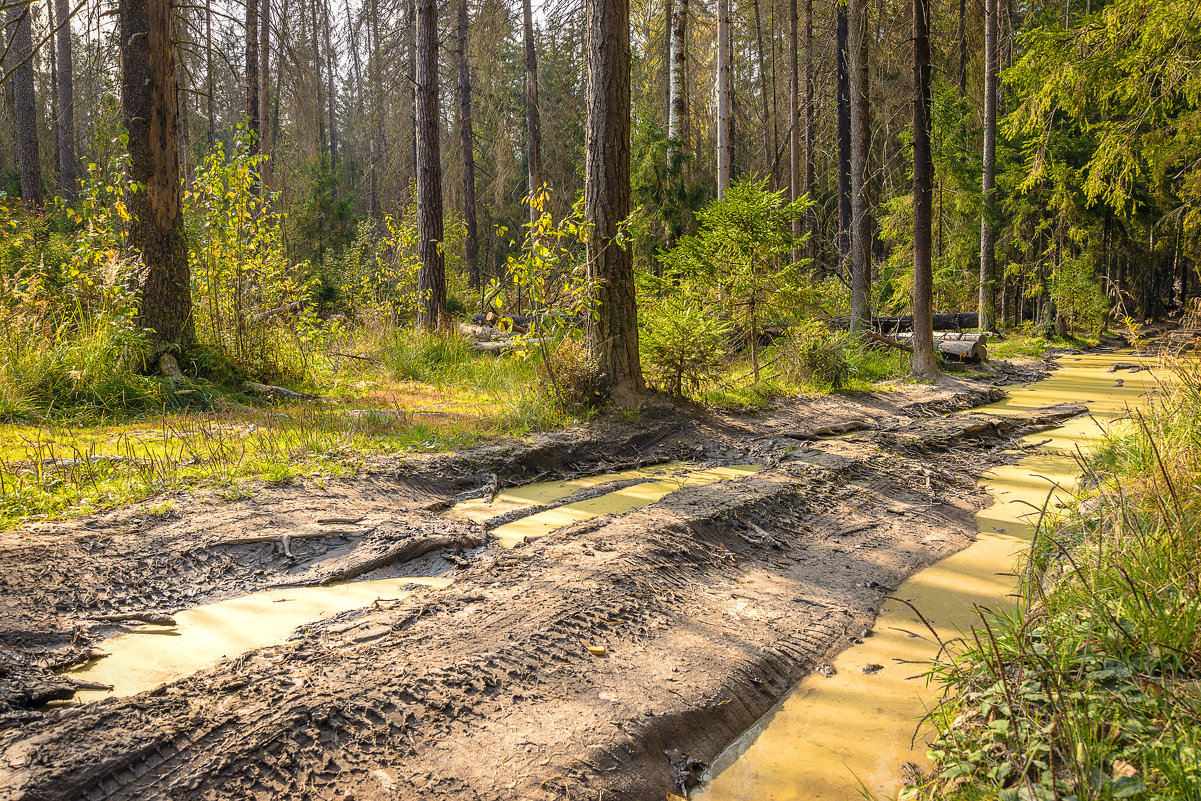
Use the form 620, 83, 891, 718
120, 0, 193, 349
457, 0, 480, 289
848, 0, 870, 330
246, 0, 260, 148
715, 0, 731, 198
585, 0, 643, 402
979, 0, 998, 331
835, 1, 851, 268
911, 0, 938, 379
789, 0, 800, 261
522, 0, 543, 225
666, 0, 687, 154
415, 0, 446, 330
7, 5, 42, 206
54, 0, 77, 202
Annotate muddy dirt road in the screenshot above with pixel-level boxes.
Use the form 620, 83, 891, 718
0, 371, 1081, 800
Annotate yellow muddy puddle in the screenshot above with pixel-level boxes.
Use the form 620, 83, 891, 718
62, 576, 452, 703
697, 352, 1163, 801
444, 462, 693, 525
448, 464, 762, 548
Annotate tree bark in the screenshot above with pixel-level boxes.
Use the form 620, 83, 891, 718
911, 0, 938, 378
835, 1, 851, 268
666, 0, 687, 157
752, 0, 770, 183
246, 0, 260, 148
789, 0, 800, 261
803, 0, 814, 261
206, 0, 214, 147
585, 0, 643, 402
311, 0, 327, 161
522, 0, 543, 226
54, 0, 77, 202
979, 0, 998, 331
323, 0, 337, 171
260, 0, 271, 187
7, 4, 42, 206
956, 0, 967, 98
457, 0, 480, 289
415, 0, 446, 330
120, 0, 193, 349
715, 0, 732, 198
848, 0, 871, 330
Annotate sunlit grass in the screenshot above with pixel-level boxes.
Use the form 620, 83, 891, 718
0, 342, 574, 531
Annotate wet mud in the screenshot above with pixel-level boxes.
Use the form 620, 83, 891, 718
0, 371, 1092, 801
696, 352, 1161, 800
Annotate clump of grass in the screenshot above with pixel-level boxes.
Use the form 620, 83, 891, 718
915, 357, 1201, 801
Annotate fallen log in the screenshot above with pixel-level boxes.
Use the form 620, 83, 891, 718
832, 312, 979, 334
275, 531, 486, 587
458, 323, 504, 342
472, 338, 548, 354
243, 381, 325, 401
896, 331, 988, 345
937, 339, 988, 361
91, 612, 177, 627
867, 330, 986, 361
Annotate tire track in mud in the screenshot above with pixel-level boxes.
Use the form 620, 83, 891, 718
0, 398, 1081, 801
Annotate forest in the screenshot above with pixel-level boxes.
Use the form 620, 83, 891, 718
0, 0, 1199, 795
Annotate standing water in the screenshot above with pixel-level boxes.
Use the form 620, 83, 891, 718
62, 576, 452, 703
697, 352, 1162, 801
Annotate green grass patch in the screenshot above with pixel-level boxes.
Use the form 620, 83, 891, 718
914, 358, 1201, 801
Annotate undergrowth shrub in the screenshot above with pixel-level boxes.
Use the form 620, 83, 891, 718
0, 160, 174, 420
186, 129, 326, 383
640, 291, 729, 396
537, 336, 603, 410
780, 321, 854, 389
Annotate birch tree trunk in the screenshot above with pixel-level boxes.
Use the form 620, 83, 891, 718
911, 0, 938, 378
120, 0, 193, 349
415, 0, 446, 330
715, 0, 732, 198
666, 0, 687, 157
585, 0, 643, 402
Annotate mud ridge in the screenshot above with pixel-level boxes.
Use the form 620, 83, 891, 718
0, 391, 1081, 801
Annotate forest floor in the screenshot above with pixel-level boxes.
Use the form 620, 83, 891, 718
0, 349, 1101, 801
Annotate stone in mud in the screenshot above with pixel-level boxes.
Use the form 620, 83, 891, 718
861, 664, 884, 675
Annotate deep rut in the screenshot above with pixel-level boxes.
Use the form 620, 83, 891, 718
0, 383, 1077, 801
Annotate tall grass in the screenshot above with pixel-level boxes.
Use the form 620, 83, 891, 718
917, 357, 1201, 801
